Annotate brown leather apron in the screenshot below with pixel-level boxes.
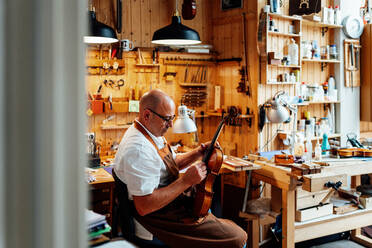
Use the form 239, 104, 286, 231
132, 121, 247, 248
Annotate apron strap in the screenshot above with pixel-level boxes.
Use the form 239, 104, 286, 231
134, 121, 179, 178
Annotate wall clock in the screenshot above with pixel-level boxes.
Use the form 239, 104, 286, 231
343, 15, 364, 39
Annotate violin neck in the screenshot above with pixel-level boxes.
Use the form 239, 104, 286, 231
202, 120, 225, 163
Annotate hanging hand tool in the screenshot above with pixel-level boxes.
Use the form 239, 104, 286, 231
239, 12, 251, 97
184, 64, 189, 82
116, 0, 122, 33
200, 111, 205, 134
116, 79, 125, 90
349, 43, 354, 88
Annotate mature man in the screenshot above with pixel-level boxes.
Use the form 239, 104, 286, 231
113, 89, 247, 248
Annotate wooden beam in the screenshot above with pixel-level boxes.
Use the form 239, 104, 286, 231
294, 209, 372, 243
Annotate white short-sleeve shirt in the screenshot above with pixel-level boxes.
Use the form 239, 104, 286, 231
113, 120, 175, 240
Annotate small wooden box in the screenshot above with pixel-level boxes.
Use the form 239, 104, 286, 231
295, 203, 333, 222
274, 154, 294, 164
90, 100, 104, 114
104, 102, 128, 113
360, 196, 372, 209
112, 102, 128, 113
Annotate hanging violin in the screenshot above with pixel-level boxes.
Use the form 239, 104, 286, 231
193, 107, 238, 217
182, 0, 196, 20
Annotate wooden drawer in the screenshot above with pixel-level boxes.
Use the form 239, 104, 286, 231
92, 199, 111, 213
295, 203, 333, 222
302, 173, 347, 192
90, 188, 111, 202
296, 187, 330, 210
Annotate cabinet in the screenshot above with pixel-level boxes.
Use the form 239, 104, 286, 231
259, 11, 343, 150
88, 168, 115, 234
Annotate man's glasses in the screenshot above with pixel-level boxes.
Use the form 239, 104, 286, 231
147, 108, 176, 123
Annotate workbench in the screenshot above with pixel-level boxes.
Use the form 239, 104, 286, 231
249, 158, 372, 248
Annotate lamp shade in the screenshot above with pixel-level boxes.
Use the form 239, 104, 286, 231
152, 15, 201, 45
84, 10, 118, 44
173, 105, 197, 133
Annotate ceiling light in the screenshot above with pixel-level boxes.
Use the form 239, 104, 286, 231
84, 8, 118, 44
151, 1, 201, 46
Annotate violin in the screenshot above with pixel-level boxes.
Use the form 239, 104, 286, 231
182, 0, 196, 20
193, 107, 238, 217
338, 148, 372, 158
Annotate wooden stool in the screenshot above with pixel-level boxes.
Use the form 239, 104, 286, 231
239, 212, 276, 248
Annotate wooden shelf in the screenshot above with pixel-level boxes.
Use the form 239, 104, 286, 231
268, 12, 302, 21
135, 63, 160, 67
86, 58, 125, 68
268, 31, 301, 38
205, 112, 253, 118
302, 19, 343, 28
302, 59, 341, 64
268, 64, 301, 69
179, 83, 208, 87
100, 124, 131, 130
296, 100, 341, 106
278, 131, 341, 141
266, 81, 298, 85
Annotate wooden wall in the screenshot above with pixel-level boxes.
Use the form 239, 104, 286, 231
87, 0, 351, 158
86, 0, 260, 160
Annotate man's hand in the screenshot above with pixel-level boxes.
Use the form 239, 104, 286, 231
198, 141, 221, 155
182, 161, 207, 186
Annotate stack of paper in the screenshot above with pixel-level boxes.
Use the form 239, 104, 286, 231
86, 209, 111, 239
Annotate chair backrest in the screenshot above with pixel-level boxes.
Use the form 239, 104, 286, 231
112, 169, 136, 242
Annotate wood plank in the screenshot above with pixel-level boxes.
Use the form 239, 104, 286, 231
282, 189, 295, 248
294, 209, 372, 242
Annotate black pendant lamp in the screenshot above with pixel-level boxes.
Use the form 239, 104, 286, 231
151, 1, 201, 46
84, 8, 118, 44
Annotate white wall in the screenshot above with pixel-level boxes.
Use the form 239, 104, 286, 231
334, 0, 364, 145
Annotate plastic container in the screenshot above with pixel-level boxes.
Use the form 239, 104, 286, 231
288, 39, 299, 65
329, 45, 338, 60
305, 138, 313, 161
327, 6, 334, 25
334, 6, 342, 25
321, 133, 330, 155
314, 141, 322, 160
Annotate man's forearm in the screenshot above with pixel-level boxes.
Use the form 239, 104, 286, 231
175, 147, 203, 169
133, 176, 191, 216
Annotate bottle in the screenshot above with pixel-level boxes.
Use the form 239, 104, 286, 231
289, 21, 295, 34
305, 138, 313, 161
269, 16, 274, 31
314, 140, 322, 160
328, 75, 336, 99
321, 133, 330, 156
327, 6, 334, 25
300, 82, 307, 100
334, 5, 342, 25
294, 133, 305, 159
288, 39, 299, 65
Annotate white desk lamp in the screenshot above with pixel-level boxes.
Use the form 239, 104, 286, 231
172, 105, 197, 133
265, 91, 298, 154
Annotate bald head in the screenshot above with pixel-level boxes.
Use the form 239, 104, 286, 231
140, 89, 174, 113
